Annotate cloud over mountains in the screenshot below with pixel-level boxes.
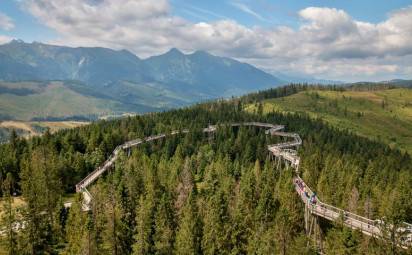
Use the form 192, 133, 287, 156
0, 12, 14, 31
20, 0, 412, 81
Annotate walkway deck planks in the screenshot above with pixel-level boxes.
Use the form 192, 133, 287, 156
74, 122, 412, 248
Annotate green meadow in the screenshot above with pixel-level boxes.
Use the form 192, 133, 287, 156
246, 88, 412, 153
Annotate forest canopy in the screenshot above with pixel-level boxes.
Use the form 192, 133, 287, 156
0, 84, 411, 254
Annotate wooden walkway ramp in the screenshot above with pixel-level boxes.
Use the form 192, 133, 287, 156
74, 122, 412, 249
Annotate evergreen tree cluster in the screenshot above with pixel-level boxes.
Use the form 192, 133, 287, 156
0, 84, 411, 254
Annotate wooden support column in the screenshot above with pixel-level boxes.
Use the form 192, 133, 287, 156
208, 129, 214, 144
305, 204, 324, 253
277, 156, 281, 169
305, 204, 309, 235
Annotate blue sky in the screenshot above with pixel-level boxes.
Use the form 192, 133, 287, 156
0, 0, 55, 41
172, 0, 411, 27
0, 0, 412, 81
2, 0, 410, 41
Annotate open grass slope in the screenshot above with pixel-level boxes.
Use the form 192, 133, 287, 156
0, 120, 89, 143
246, 88, 412, 153
0, 81, 131, 121
0, 120, 89, 135
0, 80, 199, 122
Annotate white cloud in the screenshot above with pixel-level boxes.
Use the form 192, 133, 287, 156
230, 2, 266, 22
0, 35, 14, 44
0, 12, 14, 31
184, 5, 229, 20
21, 1, 412, 81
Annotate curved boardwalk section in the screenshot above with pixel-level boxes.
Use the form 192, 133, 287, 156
75, 122, 412, 248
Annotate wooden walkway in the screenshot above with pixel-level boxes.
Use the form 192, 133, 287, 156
74, 122, 412, 248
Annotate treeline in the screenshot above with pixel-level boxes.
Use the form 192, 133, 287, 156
239, 82, 405, 104
30, 115, 97, 122
345, 82, 399, 91
0, 84, 411, 254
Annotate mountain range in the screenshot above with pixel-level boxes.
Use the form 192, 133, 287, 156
3, 40, 409, 122
0, 40, 284, 120
266, 70, 343, 85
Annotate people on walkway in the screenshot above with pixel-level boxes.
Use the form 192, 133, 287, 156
295, 179, 304, 196
294, 179, 319, 207
310, 192, 317, 205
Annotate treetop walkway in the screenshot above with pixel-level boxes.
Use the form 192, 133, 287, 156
75, 122, 412, 249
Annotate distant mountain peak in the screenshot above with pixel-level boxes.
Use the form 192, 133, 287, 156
0, 41, 284, 107
9, 39, 25, 44
191, 50, 213, 57
165, 48, 184, 56
119, 49, 140, 59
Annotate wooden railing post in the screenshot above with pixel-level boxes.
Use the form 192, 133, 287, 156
73, 122, 412, 250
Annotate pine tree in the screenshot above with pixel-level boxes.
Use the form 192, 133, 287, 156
1, 173, 17, 255
90, 182, 112, 254
103, 173, 122, 255
324, 228, 360, 255
247, 225, 277, 255
289, 234, 316, 255
201, 190, 229, 255
174, 192, 200, 255
153, 193, 174, 255
20, 146, 63, 254
63, 194, 88, 255
273, 169, 301, 255
132, 195, 155, 255
274, 208, 293, 255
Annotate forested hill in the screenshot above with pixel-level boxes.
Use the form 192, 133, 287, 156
244, 84, 412, 154
0, 85, 411, 254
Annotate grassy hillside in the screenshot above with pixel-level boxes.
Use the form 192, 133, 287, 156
0, 80, 203, 122
0, 81, 132, 121
0, 120, 89, 143
246, 88, 412, 153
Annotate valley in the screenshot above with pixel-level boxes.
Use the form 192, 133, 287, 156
0, 81, 130, 121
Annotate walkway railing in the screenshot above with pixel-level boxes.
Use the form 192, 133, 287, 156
74, 122, 412, 249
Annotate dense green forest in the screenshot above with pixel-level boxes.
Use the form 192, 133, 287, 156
0, 84, 411, 254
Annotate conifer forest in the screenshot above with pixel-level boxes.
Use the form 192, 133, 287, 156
0, 85, 411, 254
